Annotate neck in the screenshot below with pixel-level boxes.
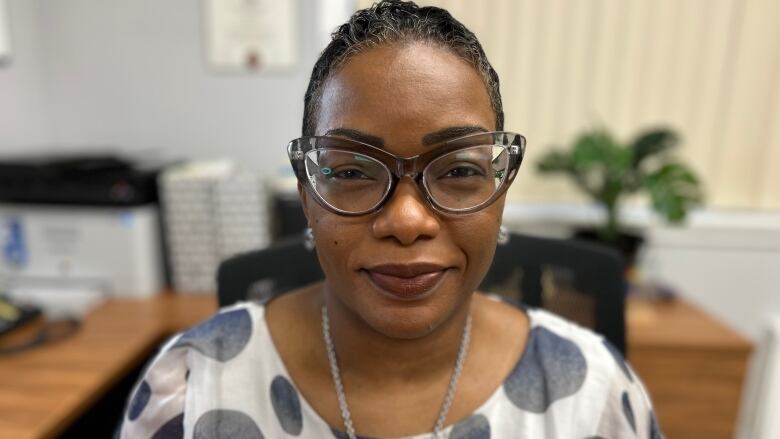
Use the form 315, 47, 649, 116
321, 285, 473, 386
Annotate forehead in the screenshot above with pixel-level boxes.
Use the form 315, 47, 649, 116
316, 42, 495, 156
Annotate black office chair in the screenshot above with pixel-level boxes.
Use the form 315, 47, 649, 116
482, 233, 626, 355
217, 233, 626, 354
217, 235, 324, 308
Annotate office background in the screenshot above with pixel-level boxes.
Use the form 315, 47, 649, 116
1, 0, 779, 438
2, 0, 779, 339
2, 0, 779, 207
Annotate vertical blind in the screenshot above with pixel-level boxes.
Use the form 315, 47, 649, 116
355, 0, 780, 209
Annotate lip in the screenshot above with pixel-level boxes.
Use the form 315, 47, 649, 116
363, 263, 450, 300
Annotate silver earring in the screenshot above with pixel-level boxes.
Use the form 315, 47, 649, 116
497, 225, 510, 246
304, 227, 315, 251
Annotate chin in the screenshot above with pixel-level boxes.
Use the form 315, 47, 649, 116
368, 309, 442, 339
327, 275, 471, 339
354, 291, 459, 340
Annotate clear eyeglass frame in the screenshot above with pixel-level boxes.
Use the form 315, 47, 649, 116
286, 131, 526, 216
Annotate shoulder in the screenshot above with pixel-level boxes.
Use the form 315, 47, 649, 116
171, 301, 264, 362
520, 306, 638, 399
142, 299, 268, 381
525, 306, 618, 365
119, 301, 272, 438
481, 296, 663, 437
478, 292, 623, 373
526, 308, 663, 438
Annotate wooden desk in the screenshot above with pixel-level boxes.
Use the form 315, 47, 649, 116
627, 298, 752, 439
0, 294, 217, 439
0, 294, 751, 439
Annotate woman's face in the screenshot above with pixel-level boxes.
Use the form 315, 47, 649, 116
303, 42, 505, 339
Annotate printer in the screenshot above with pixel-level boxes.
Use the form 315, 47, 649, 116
0, 153, 170, 308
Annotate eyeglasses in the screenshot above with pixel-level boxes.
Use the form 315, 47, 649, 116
287, 131, 526, 216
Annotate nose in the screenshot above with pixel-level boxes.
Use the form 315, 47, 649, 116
371, 177, 441, 246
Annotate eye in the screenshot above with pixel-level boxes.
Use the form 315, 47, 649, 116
324, 167, 372, 180
442, 165, 485, 178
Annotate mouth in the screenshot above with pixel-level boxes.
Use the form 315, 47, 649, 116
363, 263, 450, 300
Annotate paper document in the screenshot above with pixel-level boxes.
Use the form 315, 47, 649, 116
204, 0, 296, 72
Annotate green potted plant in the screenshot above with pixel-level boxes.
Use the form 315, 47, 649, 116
536, 127, 704, 265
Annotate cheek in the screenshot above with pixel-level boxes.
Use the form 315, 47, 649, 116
304, 190, 362, 246
314, 222, 358, 255
449, 210, 502, 279
308, 206, 368, 274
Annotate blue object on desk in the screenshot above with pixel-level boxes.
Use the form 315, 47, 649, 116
2, 217, 27, 267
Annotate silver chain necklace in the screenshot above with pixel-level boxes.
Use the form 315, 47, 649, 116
321, 306, 472, 439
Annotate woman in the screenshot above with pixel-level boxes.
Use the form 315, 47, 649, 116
120, 1, 661, 438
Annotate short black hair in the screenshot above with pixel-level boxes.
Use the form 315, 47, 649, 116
302, 0, 504, 136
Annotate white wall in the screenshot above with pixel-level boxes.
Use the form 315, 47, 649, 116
0, 0, 51, 150
0, 0, 328, 175
644, 224, 780, 341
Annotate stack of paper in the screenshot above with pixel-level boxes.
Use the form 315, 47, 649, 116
160, 161, 270, 293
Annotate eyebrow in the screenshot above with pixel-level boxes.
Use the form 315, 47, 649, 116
325, 125, 490, 148
324, 128, 385, 147
422, 126, 489, 146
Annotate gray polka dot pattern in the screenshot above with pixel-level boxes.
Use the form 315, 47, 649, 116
622, 391, 636, 433
127, 380, 151, 421
173, 308, 252, 362
603, 339, 633, 382
450, 413, 491, 439
121, 304, 661, 439
271, 375, 303, 435
503, 326, 588, 413
150, 413, 184, 439
194, 409, 264, 439
649, 410, 662, 439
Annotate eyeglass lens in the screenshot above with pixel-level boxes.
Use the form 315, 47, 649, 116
303, 144, 510, 213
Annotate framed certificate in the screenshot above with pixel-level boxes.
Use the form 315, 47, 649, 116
203, 0, 296, 73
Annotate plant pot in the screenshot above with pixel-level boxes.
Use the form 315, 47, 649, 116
572, 228, 645, 270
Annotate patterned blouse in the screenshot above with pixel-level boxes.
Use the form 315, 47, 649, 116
118, 297, 663, 438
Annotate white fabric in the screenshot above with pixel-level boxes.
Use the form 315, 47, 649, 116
119, 299, 662, 438
736, 315, 780, 439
